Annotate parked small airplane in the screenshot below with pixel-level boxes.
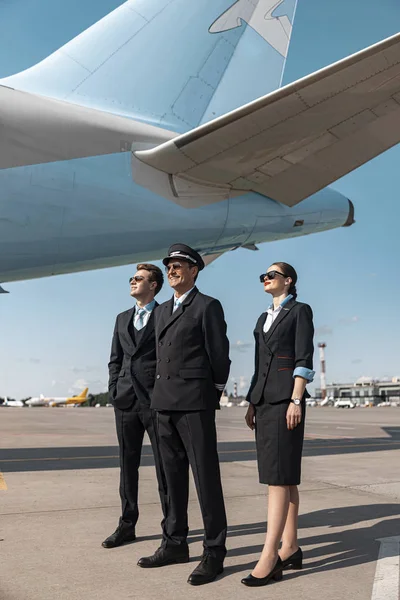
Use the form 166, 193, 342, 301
1, 397, 25, 408
25, 388, 89, 407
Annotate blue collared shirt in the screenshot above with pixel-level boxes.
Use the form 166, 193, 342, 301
134, 299, 156, 328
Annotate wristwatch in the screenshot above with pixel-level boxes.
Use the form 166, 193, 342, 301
290, 398, 301, 406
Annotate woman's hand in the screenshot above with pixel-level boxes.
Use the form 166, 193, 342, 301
286, 402, 302, 430
245, 403, 256, 430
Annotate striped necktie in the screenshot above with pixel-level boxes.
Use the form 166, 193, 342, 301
134, 308, 146, 330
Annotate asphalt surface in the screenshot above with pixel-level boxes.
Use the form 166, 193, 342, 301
0, 407, 399, 600
1, 407, 399, 472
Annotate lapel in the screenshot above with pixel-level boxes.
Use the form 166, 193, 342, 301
124, 307, 137, 348
132, 302, 158, 356
263, 299, 296, 345
255, 313, 267, 339
159, 287, 198, 337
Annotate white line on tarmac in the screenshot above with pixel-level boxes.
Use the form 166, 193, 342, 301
372, 536, 400, 600
336, 427, 355, 430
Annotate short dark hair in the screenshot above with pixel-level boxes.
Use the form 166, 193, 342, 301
273, 262, 298, 299
136, 263, 164, 295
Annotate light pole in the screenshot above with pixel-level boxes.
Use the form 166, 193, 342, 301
318, 343, 327, 401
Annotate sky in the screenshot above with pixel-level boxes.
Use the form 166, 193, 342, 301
0, 0, 400, 399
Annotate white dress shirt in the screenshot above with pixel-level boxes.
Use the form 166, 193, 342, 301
263, 294, 293, 333
173, 287, 195, 312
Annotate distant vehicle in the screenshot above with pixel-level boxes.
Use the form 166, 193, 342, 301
26, 387, 89, 407
238, 400, 248, 407
220, 395, 233, 408
1, 397, 24, 408
306, 399, 317, 407
376, 401, 399, 407
320, 397, 334, 407
335, 399, 355, 409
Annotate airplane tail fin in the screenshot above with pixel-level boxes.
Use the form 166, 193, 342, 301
1, 0, 298, 134
78, 388, 89, 399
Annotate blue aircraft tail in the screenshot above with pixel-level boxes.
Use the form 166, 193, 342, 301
2, 0, 298, 134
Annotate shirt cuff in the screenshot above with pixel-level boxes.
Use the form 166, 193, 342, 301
215, 383, 226, 391
293, 367, 315, 382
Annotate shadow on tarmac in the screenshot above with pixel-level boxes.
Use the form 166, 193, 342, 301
128, 503, 400, 578
220, 503, 400, 577
1, 427, 400, 472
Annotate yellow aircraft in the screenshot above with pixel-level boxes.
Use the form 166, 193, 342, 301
26, 388, 89, 407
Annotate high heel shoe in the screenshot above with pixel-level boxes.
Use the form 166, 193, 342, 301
281, 547, 303, 570
241, 557, 283, 587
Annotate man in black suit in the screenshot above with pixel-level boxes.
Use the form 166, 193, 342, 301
138, 244, 231, 586
102, 263, 167, 549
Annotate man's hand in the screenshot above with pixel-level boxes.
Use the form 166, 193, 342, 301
286, 402, 302, 430
245, 403, 256, 430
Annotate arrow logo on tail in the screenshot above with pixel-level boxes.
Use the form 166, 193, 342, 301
209, 0, 293, 57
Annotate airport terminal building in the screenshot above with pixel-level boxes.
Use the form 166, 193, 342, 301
315, 377, 400, 405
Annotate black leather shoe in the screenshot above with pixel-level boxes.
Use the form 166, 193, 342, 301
102, 523, 136, 549
241, 557, 283, 587
281, 547, 303, 570
137, 545, 189, 568
187, 554, 224, 586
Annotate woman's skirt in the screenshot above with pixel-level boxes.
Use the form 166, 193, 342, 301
254, 399, 306, 485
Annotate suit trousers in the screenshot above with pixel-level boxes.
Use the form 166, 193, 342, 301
114, 405, 167, 531
157, 410, 227, 561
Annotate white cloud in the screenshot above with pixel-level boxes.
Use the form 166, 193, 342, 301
238, 376, 249, 390
68, 378, 106, 395
231, 340, 252, 353
339, 316, 360, 325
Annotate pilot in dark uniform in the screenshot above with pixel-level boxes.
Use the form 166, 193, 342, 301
103, 263, 167, 549
138, 244, 231, 586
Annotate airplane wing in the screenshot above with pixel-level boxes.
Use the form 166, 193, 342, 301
0, 86, 176, 170
135, 32, 400, 207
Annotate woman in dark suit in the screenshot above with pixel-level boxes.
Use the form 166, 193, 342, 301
241, 262, 314, 587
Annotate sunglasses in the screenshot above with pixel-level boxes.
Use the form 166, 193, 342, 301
129, 275, 146, 284
165, 262, 185, 272
259, 270, 286, 283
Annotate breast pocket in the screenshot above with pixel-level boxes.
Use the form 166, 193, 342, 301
277, 356, 294, 372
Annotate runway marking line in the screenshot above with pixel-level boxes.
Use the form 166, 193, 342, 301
0, 472, 7, 490
372, 536, 400, 600
0, 440, 399, 464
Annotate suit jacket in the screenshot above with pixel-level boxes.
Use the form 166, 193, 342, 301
151, 287, 231, 411
247, 299, 314, 405
108, 303, 158, 410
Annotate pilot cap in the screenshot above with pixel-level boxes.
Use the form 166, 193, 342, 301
162, 243, 205, 271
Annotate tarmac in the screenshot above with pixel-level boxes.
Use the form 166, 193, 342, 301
1, 406, 399, 600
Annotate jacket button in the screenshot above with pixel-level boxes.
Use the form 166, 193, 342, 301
157, 359, 161, 363
167, 342, 171, 346
166, 358, 170, 363
159, 342, 163, 347
166, 375, 170, 380
156, 375, 161, 379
